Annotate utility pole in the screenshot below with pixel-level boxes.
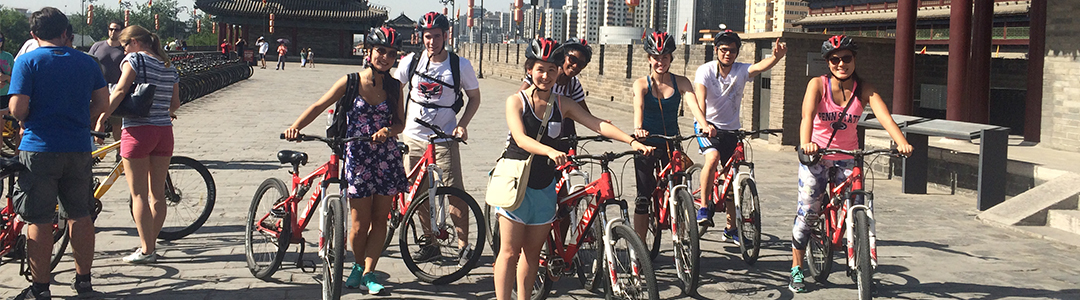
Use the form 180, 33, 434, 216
478, 0, 485, 78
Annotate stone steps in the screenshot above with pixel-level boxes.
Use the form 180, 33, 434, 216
1048, 209, 1080, 235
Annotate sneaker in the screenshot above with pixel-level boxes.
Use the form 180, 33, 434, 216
122, 249, 157, 264
696, 207, 714, 227
789, 267, 806, 293
11, 286, 50, 300
413, 243, 441, 263
457, 245, 474, 267
345, 263, 364, 289
362, 272, 384, 295
722, 228, 741, 246
71, 279, 103, 299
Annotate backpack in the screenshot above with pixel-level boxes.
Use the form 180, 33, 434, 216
326, 72, 360, 141
405, 51, 464, 113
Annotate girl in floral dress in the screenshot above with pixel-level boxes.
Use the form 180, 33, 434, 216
282, 26, 406, 295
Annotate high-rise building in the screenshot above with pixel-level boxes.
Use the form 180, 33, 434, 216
668, 0, 745, 44
564, 1, 580, 39
544, 8, 567, 40
746, 0, 807, 33
576, 0, 602, 43
603, 0, 631, 26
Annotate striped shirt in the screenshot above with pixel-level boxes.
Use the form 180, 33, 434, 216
121, 52, 178, 128
523, 74, 586, 103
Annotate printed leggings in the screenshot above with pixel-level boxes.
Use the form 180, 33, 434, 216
792, 158, 876, 251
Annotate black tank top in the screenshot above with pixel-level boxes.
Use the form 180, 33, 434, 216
503, 91, 564, 189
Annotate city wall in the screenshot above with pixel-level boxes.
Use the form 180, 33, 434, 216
1041, 0, 1080, 151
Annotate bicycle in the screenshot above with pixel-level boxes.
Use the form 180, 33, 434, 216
635, 134, 701, 295
685, 128, 780, 265
0, 157, 67, 280
802, 148, 901, 300
246, 133, 367, 300
382, 119, 486, 285
487, 146, 660, 300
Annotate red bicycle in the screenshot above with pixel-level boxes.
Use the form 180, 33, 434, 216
686, 128, 780, 265
803, 148, 901, 300
636, 134, 701, 295
382, 119, 485, 285
245, 133, 366, 300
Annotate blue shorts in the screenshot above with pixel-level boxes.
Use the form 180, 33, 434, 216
496, 178, 558, 225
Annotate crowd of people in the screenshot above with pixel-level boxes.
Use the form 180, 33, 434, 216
1, 6, 915, 300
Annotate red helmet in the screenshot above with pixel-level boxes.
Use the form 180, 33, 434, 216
643, 31, 676, 56
366, 26, 401, 50
526, 37, 563, 64
418, 12, 450, 31
821, 35, 858, 58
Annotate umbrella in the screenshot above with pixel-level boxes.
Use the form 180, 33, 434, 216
276, 38, 290, 45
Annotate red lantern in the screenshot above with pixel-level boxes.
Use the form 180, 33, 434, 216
124, 9, 130, 27
626, 0, 640, 14
514, 8, 522, 23
212, 21, 216, 33
269, 14, 275, 33
196, 19, 201, 33
468, 0, 474, 7
87, 5, 93, 25
154, 14, 159, 30
514, 0, 523, 8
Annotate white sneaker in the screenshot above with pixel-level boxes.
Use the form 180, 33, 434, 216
122, 249, 157, 263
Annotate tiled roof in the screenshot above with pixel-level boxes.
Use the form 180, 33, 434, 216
795, 1, 1028, 26
195, 0, 387, 22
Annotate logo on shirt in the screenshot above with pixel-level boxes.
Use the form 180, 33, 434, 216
418, 81, 443, 99
819, 112, 861, 127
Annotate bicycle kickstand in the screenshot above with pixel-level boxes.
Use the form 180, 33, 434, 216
294, 238, 317, 273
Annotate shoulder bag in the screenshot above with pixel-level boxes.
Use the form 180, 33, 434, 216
486, 94, 557, 211
112, 53, 157, 118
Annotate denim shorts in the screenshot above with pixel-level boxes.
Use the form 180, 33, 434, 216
496, 178, 558, 226
14, 151, 95, 224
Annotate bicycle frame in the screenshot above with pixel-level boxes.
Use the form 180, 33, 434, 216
823, 160, 874, 254
252, 154, 340, 249
648, 148, 690, 229
0, 176, 23, 257
392, 138, 448, 236
697, 139, 755, 212
90, 141, 123, 200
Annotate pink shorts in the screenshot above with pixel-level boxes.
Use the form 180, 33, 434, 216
120, 125, 174, 159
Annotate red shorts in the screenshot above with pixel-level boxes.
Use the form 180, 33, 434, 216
120, 125, 174, 159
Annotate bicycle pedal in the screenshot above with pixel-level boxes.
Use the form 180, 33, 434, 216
298, 260, 318, 273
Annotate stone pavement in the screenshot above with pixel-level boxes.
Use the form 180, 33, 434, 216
2, 63, 1078, 299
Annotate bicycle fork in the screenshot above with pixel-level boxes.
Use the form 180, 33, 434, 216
426, 164, 450, 239
844, 191, 877, 270
602, 201, 638, 298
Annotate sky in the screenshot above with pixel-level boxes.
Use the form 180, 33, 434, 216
3, 0, 474, 22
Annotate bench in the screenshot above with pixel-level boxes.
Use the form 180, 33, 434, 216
858, 113, 1009, 211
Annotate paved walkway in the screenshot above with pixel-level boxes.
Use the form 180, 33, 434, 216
2, 64, 1078, 299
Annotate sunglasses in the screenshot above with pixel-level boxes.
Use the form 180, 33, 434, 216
567, 54, 588, 66
828, 55, 854, 65
108, 28, 122, 31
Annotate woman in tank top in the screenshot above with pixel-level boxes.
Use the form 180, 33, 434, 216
630, 31, 707, 243
787, 35, 913, 293
492, 37, 653, 300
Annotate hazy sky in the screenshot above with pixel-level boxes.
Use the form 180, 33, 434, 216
3, 0, 471, 21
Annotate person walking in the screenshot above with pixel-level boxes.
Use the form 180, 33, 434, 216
8, 7, 109, 299
392, 12, 482, 264
256, 37, 268, 69
299, 48, 307, 67
306, 48, 314, 68
89, 20, 127, 141
492, 37, 653, 300
276, 42, 287, 70
788, 35, 913, 293
97, 25, 180, 265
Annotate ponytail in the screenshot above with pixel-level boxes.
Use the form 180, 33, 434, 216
119, 25, 172, 68
148, 33, 172, 68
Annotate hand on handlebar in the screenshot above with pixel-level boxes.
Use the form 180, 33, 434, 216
283, 128, 301, 142
801, 142, 820, 155
896, 143, 913, 157
632, 141, 655, 156
547, 149, 568, 166
453, 126, 468, 142
699, 124, 717, 138
633, 128, 649, 140
372, 127, 390, 143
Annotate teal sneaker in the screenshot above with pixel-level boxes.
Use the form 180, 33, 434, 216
345, 263, 363, 289
363, 272, 384, 295
789, 266, 806, 293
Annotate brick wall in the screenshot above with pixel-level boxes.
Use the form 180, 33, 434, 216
1041, 0, 1080, 151
460, 32, 897, 146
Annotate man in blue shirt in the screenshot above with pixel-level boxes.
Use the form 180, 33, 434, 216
7, 7, 109, 300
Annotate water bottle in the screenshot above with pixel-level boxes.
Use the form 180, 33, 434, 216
325, 109, 334, 129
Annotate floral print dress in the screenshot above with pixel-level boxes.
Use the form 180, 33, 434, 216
344, 94, 408, 199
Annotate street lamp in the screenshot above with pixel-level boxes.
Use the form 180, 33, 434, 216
478, 0, 485, 78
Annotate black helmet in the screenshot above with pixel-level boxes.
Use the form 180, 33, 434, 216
366, 26, 401, 50
713, 28, 741, 49
418, 12, 450, 32
526, 37, 563, 64
821, 35, 858, 58
643, 31, 676, 55
558, 37, 593, 61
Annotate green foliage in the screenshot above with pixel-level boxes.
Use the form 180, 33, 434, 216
186, 14, 217, 46
0, 6, 31, 54
70, 0, 192, 43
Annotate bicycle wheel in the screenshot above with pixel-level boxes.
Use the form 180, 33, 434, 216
735, 178, 762, 265
485, 202, 501, 255
805, 213, 833, 283
245, 178, 291, 279
154, 156, 215, 241
853, 210, 873, 300
399, 187, 486, 284
573, 195, 604, 293
604, 223, 660, 300
683, 164, 712, 238
321, 196, 345, 300
672, 188, 700, 295
382, 199, 403, 253
643, 198, 661, 261
48, 218, 70, 271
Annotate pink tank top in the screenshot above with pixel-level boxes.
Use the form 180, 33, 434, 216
811, 75, 863, 160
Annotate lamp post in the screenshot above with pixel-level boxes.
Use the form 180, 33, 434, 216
478, 0, 484, 78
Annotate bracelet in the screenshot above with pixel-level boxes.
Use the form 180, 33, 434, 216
629, 140, 639, 146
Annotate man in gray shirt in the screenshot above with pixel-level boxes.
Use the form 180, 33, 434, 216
88, 20, 126, 140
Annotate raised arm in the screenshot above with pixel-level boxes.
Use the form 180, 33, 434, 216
748, 38, 788, 78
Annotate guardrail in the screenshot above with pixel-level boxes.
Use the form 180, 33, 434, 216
168, 51, 253, 104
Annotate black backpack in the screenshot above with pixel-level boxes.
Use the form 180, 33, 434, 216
326, 72, 360, 140
405, 51, 464, 113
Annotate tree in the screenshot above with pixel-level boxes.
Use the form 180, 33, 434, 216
186, 14, 217, 46
71, 0, 189, 44
0, 6, 31, 54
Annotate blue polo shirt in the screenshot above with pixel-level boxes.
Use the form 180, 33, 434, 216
9, 46, 106, 152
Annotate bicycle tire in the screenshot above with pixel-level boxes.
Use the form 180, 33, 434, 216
150, 156, 215, 241
735, 179, 762, 265
673, 188, 700, 295
398, 187, 486, 285
644, 198, 662, 261
49, 219, 69, 271
383, 200, 403, 253
574, 195, 605, 293
604, 223, 660, 300
854, 210, 873, 300
322, 196, 345, 300
805, 211, 834, 283
245, 178, 291, 279
485, 202, 501, 255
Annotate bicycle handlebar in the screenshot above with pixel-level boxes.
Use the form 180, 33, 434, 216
634, 134, 698, 142
90, 131, 110, 139
817, 148, 901, 158
279, 133, 373, 145
413, 118, 467, 145
556, 135, 612, 143
569, 150, 640, 165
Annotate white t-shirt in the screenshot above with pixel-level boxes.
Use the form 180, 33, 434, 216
257, 41, 269, 54
15, 39, 39, 59
394, 52, 480, 142
694, 61, 753, 130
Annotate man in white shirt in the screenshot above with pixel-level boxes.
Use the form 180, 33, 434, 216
392, 12, 481, 265
691, 29, 786, 244
255, 37, 269, 69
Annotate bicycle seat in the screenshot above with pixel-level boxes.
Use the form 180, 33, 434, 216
277, 150, 309, 166
0, 157, 25, 177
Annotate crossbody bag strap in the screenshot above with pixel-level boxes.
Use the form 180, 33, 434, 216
823, 76, 859, 149
520, 91, 558, 162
